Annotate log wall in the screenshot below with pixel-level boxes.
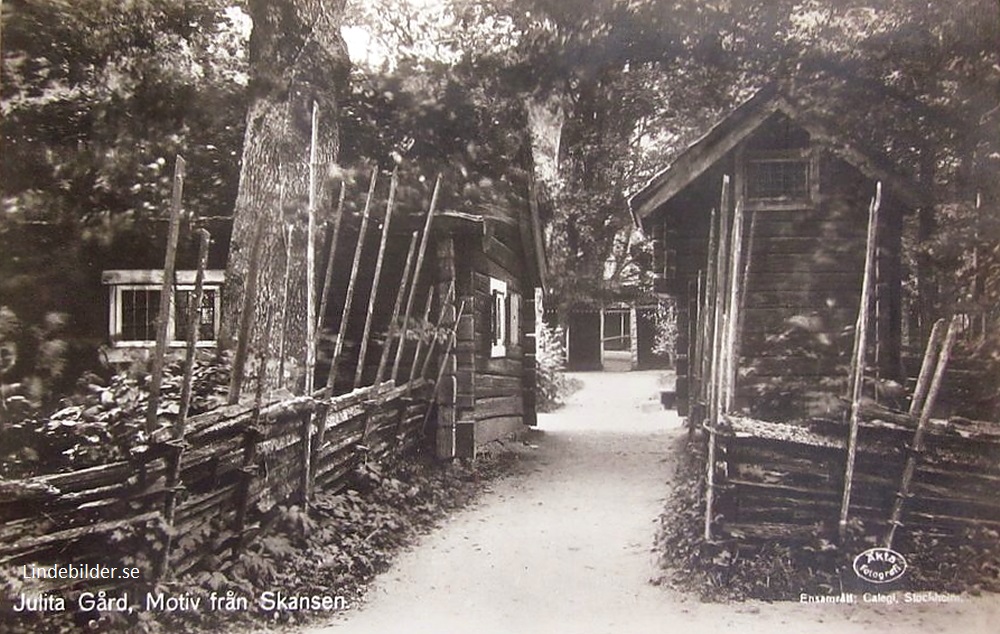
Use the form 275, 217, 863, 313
450, 222, 532, 456
659, 148, 904, 420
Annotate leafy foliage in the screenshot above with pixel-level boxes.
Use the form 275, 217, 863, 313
137, 454, 514, 633
0, 354, 230, 478
535, 319, 569, 411
1, 0, 248, 380
0, 306, 70, 419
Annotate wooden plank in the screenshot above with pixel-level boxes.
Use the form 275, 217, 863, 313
475, 395, 523, 419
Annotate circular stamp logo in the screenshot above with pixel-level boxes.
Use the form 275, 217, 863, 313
853, 547, 907, 584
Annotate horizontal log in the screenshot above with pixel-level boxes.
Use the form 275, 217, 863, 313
860, 402, 1000, 444
742, 307, 856, 332
475, 395, 524, 419
742, 355, 848, 377
903, 511, 1000, 532
476, 355, 523, 376
174, 484, 239, 527
749, 236, 863, 255
719, 521, 824, 540
0, 511, 162, 560
33, 461, 133, 495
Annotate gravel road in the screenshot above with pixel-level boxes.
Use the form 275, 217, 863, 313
303, 370, 999, 634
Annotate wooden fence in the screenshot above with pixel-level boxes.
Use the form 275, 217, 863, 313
714, 407, 1000, 541
0, 379, 433, 586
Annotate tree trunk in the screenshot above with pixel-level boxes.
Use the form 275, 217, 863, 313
222, 0, 350, 394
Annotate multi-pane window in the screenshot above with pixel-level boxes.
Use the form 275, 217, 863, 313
174, 289, 218, 342
746, 157, 810, 201
120, 289, 161, 342
103, 270, 224, 351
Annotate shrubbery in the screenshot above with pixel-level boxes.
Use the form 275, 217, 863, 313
535, 320, 569, 411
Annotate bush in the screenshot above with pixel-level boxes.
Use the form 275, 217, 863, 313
651, 298, 678, 366
536, 320, 569, 411
0, 306, 70, 424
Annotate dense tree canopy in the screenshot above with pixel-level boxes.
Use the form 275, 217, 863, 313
2, 0, 998, 389
1, 0, 249, 395
339, 0, 999, 320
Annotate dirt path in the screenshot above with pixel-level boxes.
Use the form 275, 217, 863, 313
305, 371, 999, 633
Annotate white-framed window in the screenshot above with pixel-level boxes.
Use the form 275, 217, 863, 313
489, 278, 523, 358
490, 277, 508, 358
102, 270, 225, 348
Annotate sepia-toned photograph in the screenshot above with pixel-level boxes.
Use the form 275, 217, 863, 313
1, 0, 999, 632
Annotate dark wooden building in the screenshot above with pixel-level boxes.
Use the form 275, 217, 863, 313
88, 173, 547, 461
564, 303, 667, 371
435, 195, 547, 459
628, 89, 926, 420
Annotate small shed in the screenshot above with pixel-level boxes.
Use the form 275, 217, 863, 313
628, 88, 926, 420
564, 303, 668, 371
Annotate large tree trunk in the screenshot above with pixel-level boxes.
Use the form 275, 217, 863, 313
221, 0, 350, 393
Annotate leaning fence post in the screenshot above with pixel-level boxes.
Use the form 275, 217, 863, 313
177, 229, 211, 429
722, 198, 747, 413
704, 176, 731, 541
393, 175, 442, 382
156, 228, 210, 579
318, 182, 347, 340
146, 155, 185, 435
229, 217, 267, 405
421, 300, 466, 435
884, 316, 959, 547
276, 224, 295, 388
305, 102, 320, 395
419, 281, 457, 380
375, 231, 419, 386
232, 426, 263, 558
324, 168, 377, 395
300, 405, 314, 508
691, 208, 717, 438
407, 285, 437, 386
839, 183, 882, 540
906, 318, 947, 420
154, 441, 185, 580
355, 168, 399, 388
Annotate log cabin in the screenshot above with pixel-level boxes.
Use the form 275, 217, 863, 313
92, 174, 547, 460
628, 87, 928, 422
433, 184, 548, 458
